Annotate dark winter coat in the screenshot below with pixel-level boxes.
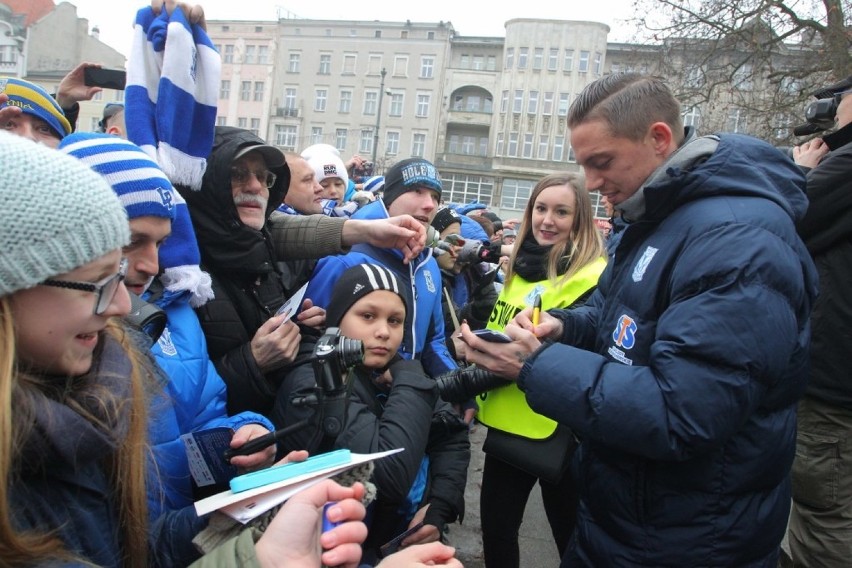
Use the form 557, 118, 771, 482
797, 121, 852, 408
518, 133, 818, 566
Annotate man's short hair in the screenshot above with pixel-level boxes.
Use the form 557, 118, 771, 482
99, 103, 124, 133
568, 74, 683, 143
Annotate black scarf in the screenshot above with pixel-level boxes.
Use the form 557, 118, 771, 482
513, 236, 570, 281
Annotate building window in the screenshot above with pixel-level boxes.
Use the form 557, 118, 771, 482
284, 88, 297, 109
224, 44, 234, 63
253, 82, 264, 102
416, 94, 431, 117
522, 133, 533, 158
274, 125, 297, 149
487, 55, 496, 71
216, 116, 227, 126
368, 54, 382, 75
386, 131, 400, 155
359, 129, 373, 154
466, 95, 481, 112
733, 63, 753, 91
496, 133, 504, 156
593, 52, 603, 75
682, 106, 701, 129
335, 128, 348, 151
244, 45, 255, 64
393, 55, 408, 77
568, 145, 576, 163
553, 136, 564, 161
517, 47, 528, 69
420, 56, 435, 79
538, 135, 548, 159
533, 48, 543, 70
427, 31, 435, 40
250, 118, 260, 136
258, 45, 269, 64
684, 66, 705, 88
93, 91, 103, 101
448, 134, 459, 154
389, 93, 404, 117
527, 91, 538, 114
444, 174, 495, 205
460, 135, 475, 155
240, 81, 251, 101
339, 89, 352, 113
311, 127, 323, 144
473, 55, 484, 70
319, 54, 331, 75
90, 116, 99, 131
500, 178, 534, 210
114, 90, 124, 102
727, 108, 748, 133
512, 90, 523, 113
505, 47, 514, 69
411, 133, 426, 157
238, 117, 247, 128
563, 49, 574, 72
255, 26, 262, 32
375, 30, 382, 38
542, 92, 554, 115
219, 80, 230, 99
364, 92, 378, 115
343, 54, 356, 74
501, 90, 509, 113
548, 48, 558, 71
479, 137, 488, 156
315, 89, 328, 112
558, 93, 570, 116
508, 132, 518, 157
578, 51, 590, 73
288, 53, 301, 73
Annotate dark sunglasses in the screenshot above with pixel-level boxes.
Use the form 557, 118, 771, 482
41, 258, 128, 315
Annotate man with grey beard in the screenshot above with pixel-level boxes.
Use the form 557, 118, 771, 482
177, 127, 425, 415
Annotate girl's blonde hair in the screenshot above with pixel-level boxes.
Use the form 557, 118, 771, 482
0, 297, 151, 567
505, 172, 605, 287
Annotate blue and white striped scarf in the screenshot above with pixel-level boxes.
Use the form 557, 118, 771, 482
125, 6, 219, 191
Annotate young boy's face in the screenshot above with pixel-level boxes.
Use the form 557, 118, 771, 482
319, 177, 347, 201
338, 290, 406, 370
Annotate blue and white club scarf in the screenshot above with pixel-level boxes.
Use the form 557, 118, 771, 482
125, 6, 220, 191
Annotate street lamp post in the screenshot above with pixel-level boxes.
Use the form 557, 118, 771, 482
371, 67, 387, 167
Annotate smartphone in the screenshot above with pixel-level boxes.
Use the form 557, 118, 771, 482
83, 67, 127, 90
472, 329, 512, 343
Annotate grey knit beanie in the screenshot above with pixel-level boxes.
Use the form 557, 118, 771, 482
0, 131, 130, 296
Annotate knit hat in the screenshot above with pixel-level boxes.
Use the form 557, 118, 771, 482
59, 133, 176, 220
325, 264, 411, 328
306, 151, 349, 187
363, 175, 385, 194
382, 158, 443, 208
431, 207, 462, 234
59, 132, 213, 306
0, 77, 72, 140
0, 131, 130, 296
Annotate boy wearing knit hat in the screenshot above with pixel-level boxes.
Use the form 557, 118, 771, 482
0, 77, 72, 147
305, 156, 458, 379
59, 133, 276, 548
272, 263, 469, 562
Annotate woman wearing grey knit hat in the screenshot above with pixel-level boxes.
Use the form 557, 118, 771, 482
0, 130, 151, 566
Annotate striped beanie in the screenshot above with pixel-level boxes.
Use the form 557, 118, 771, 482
0, 131, 129, 296
325, 264, 411, 328
59, 132, 213, 306
0, 77, 72, 139
59, 133, 176, 221
363, 175, 385, 194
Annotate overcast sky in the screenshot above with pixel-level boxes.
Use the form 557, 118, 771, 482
61, 0, 643, 59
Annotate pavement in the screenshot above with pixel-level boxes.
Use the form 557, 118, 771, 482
445, 424, 562, 568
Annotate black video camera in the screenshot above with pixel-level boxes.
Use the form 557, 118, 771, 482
310, 327, 364, 439
126, 292, 167, 342
793, 76, 852, 136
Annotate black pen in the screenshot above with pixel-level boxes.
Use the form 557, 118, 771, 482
223, 419, 309, 462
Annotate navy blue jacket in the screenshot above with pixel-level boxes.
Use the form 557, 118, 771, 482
518, 133, 818, 566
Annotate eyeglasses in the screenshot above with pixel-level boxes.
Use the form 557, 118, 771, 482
41, 258, 128, 315
231, 166, 277, 189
